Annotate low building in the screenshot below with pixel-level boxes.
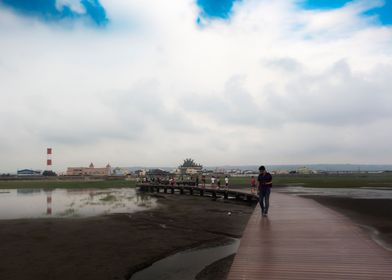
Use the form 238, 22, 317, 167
134, 169, 147, 177
228, 169, 242, 175
66, 163, 112, 176
272, 169, 290, 175
184, 167, 202, 175
297, 166, 315, 174
17, 169, 41, 176
146, 169, 170, 177
112, 167, 132, 176
243, 170, 257, 175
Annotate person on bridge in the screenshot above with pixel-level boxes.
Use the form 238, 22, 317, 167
257, 165, 273, 217
250, 176, 256, 194
201, 175, 206, 188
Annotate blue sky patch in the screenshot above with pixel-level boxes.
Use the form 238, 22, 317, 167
364, 1, 392, 25
301, 0, 351, 10
302, 0, 391, 25
0, 0, 108, 26
196, 0, 391, 25
197, 0, 240, 19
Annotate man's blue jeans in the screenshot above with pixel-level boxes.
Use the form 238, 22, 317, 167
259, 188, 271, 214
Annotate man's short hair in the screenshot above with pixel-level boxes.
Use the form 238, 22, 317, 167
259, 165, 266, 171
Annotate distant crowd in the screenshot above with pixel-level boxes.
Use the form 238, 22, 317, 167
137, 165, 274, 217
136, 174, 231, 190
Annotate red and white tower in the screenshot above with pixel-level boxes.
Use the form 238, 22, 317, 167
47, 148, 52, 171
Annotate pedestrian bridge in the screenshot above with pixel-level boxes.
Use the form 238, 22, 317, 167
227, 192, 392, 279
137, 183, 258, 203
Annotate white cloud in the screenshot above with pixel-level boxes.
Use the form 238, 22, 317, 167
0, 0, 391, 172
56, 0, 86, 14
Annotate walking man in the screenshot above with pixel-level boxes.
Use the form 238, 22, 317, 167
257, 165, 272, 217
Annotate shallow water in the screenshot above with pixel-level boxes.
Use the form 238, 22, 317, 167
0, 188, 157, 219
278, 186, 392, 199
130, 239, 240, 280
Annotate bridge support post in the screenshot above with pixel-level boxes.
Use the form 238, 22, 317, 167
171, 187, 174, 194
180, 187, 184, 195
224, 191, 228, 200
200, 189, 204, 196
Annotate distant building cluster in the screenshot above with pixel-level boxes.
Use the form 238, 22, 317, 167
7, 157, 392, 178
271, 166, 317, 175
13, 163, 316, 178
66, 163, 112, 176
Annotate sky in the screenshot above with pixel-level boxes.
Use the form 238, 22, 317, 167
0, 0, 391, 172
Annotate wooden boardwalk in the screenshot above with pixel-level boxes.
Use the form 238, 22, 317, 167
137, 184, 258, 203
227, 192, 392, 280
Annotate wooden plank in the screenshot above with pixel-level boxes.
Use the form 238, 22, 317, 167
227, 192, 392, 280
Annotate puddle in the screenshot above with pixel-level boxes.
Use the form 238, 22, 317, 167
278, 186, 392, 199
130, 238, 240, 280
0, 188, 157, 219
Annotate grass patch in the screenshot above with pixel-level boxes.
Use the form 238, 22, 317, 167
229, 173, 392, 188
99, 194, 118, 202
0, 179, 136, 189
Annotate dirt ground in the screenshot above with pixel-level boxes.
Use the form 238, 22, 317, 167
0, 194, 255, 280
1, 191, 390, 280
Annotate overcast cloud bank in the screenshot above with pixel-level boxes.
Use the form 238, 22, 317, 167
0, 0, 391, 172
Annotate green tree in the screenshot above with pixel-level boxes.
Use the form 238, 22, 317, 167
181, 158, 201, 167
42, 170, 57, 176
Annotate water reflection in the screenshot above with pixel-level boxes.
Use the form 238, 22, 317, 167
0, 188, 157, 220
45, 189, 52, 215
131, 239, 240, 280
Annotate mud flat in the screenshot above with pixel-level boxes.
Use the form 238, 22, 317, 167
0, 194, 254, 280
